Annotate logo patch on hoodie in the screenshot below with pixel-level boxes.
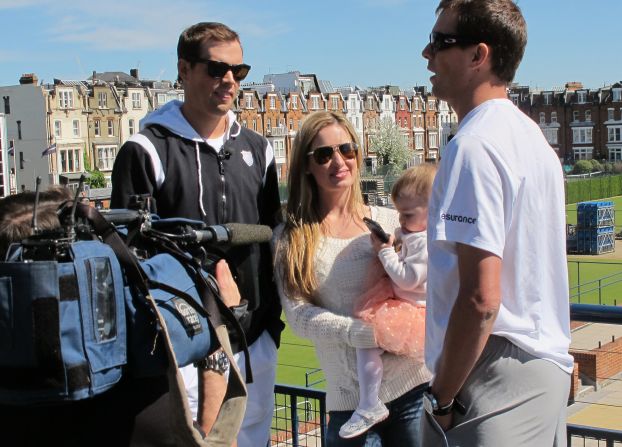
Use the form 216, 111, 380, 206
241, 150, 254, 167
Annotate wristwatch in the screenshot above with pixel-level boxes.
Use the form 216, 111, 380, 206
423, 387, 455, 416
194, 350, 230, 374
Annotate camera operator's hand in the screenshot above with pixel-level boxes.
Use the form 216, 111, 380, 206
215, 259, 241, 307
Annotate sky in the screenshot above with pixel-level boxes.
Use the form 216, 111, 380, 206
1, 0, 621, 92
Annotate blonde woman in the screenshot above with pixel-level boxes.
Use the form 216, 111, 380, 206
273, 111, 431, 446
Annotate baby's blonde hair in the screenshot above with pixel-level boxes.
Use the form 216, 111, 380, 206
391, 163, 438, 204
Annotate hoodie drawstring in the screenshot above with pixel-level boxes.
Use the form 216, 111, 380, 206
195, 141, 207, 216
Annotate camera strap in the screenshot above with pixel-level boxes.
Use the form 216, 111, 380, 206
72, 203, 248, 446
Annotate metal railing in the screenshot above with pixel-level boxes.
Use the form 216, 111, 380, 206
271, 304, 622, 446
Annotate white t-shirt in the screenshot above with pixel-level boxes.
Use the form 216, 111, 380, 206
426, 98, 573, 375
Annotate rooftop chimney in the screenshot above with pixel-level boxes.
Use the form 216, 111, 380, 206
19, 73, 38, 85
130, 68, 139, 80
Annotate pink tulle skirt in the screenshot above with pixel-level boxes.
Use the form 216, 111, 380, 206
355, 277, 425, 359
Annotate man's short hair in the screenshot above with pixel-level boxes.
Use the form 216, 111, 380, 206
0, 186, 72, 258
177, 22, 241, 63
437, 0, 527, 83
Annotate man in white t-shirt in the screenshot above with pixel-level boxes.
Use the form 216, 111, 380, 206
420, 1, 573, 446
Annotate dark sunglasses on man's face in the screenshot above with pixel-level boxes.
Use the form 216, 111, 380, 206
307, 143, 358, 165
193, 58, 251, 81
429, 31, 480, 53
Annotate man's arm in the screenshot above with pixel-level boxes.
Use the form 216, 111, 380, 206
431, 242, 501, 430
197, 260, 241, 446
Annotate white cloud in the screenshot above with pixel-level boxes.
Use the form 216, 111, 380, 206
36, 0, 284, 51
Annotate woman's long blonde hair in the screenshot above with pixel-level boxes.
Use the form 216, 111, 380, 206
277, 111, 365, 302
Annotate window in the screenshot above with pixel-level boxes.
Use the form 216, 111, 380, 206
291, 95, 298, 109
273, 140, 285, 158
245, 94, 253, 108
267, 118, 271, 130
368, 98, 373, 109
400, 98, 406, 110
270, 96, 276, 109
107, 119, 114, 137
573, 147, 592, 160
413, 98, 420, 110
609, 127, 622, 142
429, 132, 438, 148
551, 112, 557, 123
609, 147, 622, 161
252, 119, 257, 131
98, 92, 107, 108
16, 120, 21, 139
3, 96, 10, 114
332, 97, 338, 110
54, 120, 62, 138
157, 93, 167, 105
350, 98, 356, 110
543, 93, 552, 105
573, 111, 579, 122
608, 108, 615, 121
542, 128, 558, 144
312, 96, 320, 110
58, 90, 74, 108
132, 92, 141, 109
97, 145, 117, 171
415, 133, 424, 149
72, 120, 80, 137
585, 110, 591, 122
60, 147, 81, 173
129, 119, 135, 135
179, 93, 185, 102
510, 94, 519, 105
428, 100, 436, 110
289, 119, 293, 130
573, 128, 592, 144
94, 120, 101, 136
539, 112, 545, 124
578, 91, 587, 104
614, 89, 622, 102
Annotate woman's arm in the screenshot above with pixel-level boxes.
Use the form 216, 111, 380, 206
274, 266, 378, 349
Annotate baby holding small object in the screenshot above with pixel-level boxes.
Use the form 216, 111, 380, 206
339, 164, 436, 440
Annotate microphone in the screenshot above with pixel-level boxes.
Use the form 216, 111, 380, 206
187, 223, 272, 246
218, 150, 232, 160
100, 209, 143, 226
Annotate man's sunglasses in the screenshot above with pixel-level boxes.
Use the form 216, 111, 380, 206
307, 143, 358, 165
429, 31, 481, 53
192, 58, 251, 81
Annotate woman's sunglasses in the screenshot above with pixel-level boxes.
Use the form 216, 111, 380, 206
192, 58, 251, 81
307, 143, 358, 165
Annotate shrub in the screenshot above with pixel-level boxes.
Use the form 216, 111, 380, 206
572, 160, 593, 175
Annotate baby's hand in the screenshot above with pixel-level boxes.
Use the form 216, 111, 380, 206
370, 232, 395, 253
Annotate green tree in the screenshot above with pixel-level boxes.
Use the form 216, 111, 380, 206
369, 117, 410, 173
82, 152, 107, 188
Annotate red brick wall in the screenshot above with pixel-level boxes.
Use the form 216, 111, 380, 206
571, 336, 622, 388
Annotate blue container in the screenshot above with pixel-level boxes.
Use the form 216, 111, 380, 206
577, 201, 615, 228
576, 227, 615, 254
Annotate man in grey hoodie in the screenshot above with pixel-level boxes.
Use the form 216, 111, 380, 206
111, 22, 283, 446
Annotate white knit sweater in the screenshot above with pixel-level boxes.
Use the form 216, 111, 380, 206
273, 206, 431, 411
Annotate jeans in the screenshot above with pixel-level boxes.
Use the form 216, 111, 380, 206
326, 382, 428, 447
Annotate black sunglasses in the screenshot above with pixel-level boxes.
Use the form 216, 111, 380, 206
192, 58, 251, 81
429, 31, 480, 53
307, 143, 358, 165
